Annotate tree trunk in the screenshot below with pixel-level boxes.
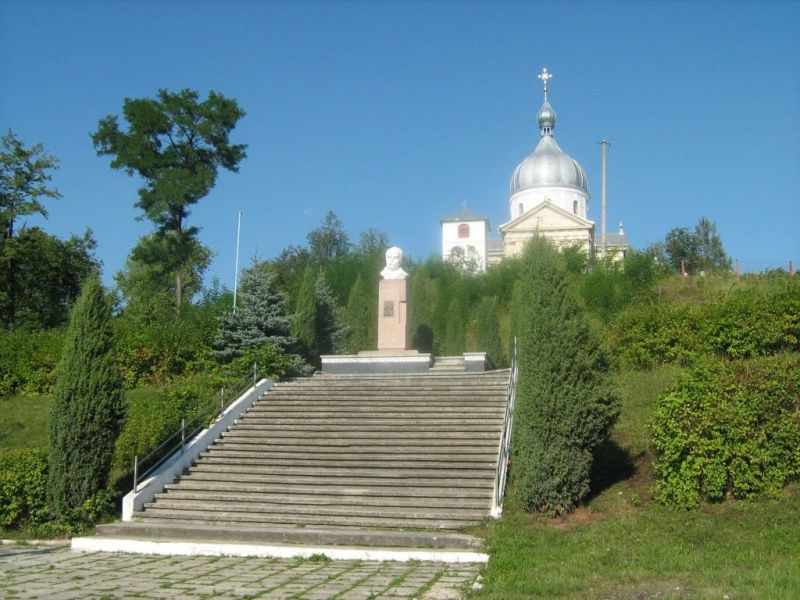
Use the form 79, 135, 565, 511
175, 271, 182, 311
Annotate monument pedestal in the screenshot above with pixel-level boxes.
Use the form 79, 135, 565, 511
377, 278, 408, 351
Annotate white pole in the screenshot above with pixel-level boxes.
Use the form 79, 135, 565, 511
597, 140, 610, 260
233, 209, 242, 314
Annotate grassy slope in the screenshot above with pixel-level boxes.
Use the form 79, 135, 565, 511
0, 394, 52, 449
473, 365, 800, 599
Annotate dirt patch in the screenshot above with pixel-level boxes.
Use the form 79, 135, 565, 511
549, 506, 601, 530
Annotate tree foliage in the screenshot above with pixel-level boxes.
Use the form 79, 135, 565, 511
307, 210, 351, 265
92, 88, 246, 308
664, 216, 730, 274
292, 268, 342, 365
510, 237, 620, 515
0, 130, 61, 240
0, 228, 99, 330
48, 276, 126, 517
0, 132, 91, 330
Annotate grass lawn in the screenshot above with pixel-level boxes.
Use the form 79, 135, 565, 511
0, 394, 52, 449
472, 365, 800, 599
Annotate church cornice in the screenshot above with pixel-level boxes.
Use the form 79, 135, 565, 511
498, 199, 595, 233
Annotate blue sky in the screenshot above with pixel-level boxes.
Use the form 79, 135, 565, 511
2, 0, 798, 288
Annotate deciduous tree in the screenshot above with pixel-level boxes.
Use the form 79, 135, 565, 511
92, 89, 246, 309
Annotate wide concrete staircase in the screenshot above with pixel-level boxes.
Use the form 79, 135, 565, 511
94, 369, 510, 557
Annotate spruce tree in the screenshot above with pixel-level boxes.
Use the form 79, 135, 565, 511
214, 263, 294, 362
48, 276, 125, 517
510, 237, 620, 515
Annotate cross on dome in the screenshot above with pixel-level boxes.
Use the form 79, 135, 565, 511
538, 67, 553, 100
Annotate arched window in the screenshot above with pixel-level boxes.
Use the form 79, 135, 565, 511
518, 203, 524, 216
457, 223, 470, 238
573, 200, 578, 214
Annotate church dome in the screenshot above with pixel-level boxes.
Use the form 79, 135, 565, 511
509, 134, 588, 196
509, 69, 588, 197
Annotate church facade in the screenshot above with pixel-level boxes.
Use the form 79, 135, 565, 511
441, 68, 628, 272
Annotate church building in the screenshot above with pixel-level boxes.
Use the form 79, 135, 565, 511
441, 68, 628, 272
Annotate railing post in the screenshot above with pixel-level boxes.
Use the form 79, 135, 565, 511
133, 455, 138, 493
220, 385, 224, 414
181, 418, 185, 453
253, 362, 257, 387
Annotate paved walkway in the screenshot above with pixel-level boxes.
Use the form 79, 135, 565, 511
0, 545, 481, 599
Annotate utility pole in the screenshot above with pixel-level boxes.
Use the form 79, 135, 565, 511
233, 209, 242, 314
597, 140, 610, 260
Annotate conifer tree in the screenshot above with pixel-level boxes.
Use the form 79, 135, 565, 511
444, 295, 466, 356
214, 263, 294, 362
474, 295, 504, 366
48, 276, 125, 517
510, 236, 620, 515
293, 268, 342, 365
344, 274, 375, 353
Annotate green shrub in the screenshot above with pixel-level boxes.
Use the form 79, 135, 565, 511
510, 237, 620, 515
0, 328, 64, 396
0, 448, 50, 528
651, 354, 800, 509
112, 374, 218, 476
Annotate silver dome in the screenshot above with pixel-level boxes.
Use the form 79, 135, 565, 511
510, 134, 588, 195
509, 94, 588, 196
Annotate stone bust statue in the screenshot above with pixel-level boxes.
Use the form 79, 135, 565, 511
380, 246, 408, 280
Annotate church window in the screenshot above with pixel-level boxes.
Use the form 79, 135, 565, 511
518, 203, 523, 216
573, 200, 578, 214
457, 223, 470, 238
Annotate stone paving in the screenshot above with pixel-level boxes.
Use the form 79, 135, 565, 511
0, 545, 481, 599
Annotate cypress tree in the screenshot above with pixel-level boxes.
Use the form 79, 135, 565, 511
48, 276, 125, 517
474, 295, 504, 366
444, 295, 466, 356
510, 237, 620, 515
292, 268, 342, 365
344, 274, 375, 353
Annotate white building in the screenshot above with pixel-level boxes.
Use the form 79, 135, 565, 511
442, 68, 628, 269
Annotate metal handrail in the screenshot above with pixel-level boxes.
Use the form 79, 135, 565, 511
494, 336, 518, 511
132, 362, 259, 493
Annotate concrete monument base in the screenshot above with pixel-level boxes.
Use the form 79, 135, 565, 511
320, 353, 432, 375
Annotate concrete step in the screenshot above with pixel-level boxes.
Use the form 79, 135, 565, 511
198, 452, 496, 473
179, 471, 494, 489
211, 440, 499, 452
165, 480, 492, 499
230, 423, 503, 433
136, 508, 479, 530
220, 429, 503, 441
93, 521, 485, 550
238, 417, 502, 427
150, 491, 490, 510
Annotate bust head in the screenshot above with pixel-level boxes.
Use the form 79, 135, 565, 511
381, 246, 408, 280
